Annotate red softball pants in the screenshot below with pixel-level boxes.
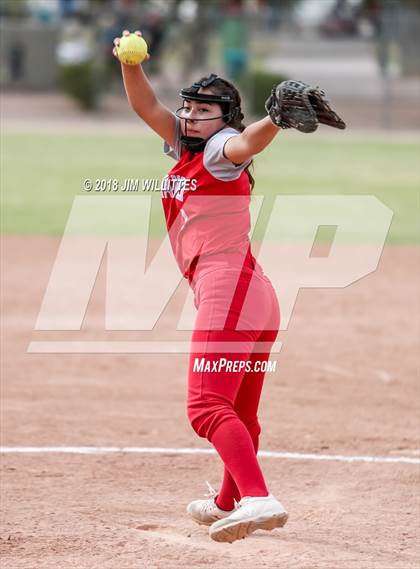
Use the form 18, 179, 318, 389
187, 251, 280, 511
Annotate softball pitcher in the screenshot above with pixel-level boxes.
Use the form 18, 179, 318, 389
114, 30, 345, 544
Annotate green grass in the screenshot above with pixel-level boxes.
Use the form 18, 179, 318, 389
1, 131, 419, 243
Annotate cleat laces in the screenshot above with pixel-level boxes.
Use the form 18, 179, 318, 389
204, 480, 217, 498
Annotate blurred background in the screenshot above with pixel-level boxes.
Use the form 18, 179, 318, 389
1, 0, 419, 242
1, 0, 419, 130
2, 8, 419, 569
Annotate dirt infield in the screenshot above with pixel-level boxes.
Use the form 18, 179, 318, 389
1, 236, 419, 569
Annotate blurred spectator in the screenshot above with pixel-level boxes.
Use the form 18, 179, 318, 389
99, 0, 169, 83
318, 0, 359, 37
221, 0, 249, 82
142, 6, 166, 76
359, 0, 382, 38
177, 0, 209, 83
8, 42, 26, 82
100, 0, 142, 83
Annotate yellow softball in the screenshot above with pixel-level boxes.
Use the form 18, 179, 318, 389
116, 33, 148, 66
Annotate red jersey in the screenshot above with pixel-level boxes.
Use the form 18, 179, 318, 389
162, 122, 255, 282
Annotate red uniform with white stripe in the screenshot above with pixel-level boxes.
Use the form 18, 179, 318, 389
163, 130, 280, 509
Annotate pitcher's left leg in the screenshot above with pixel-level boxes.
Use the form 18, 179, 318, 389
188, 326, 269, 500
215, 330, 279, 510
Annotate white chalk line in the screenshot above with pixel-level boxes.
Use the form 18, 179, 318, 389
1, 446, 419, 465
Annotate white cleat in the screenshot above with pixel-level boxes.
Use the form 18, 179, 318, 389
186, 481, 236, 526
209, 494, 288, 543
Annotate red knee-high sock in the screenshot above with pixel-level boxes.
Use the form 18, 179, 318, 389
215, 421, 260, 510
210, 418, 268, 504
215, 468, 240, 511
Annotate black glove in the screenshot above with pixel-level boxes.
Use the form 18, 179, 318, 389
265, 79, 346, 133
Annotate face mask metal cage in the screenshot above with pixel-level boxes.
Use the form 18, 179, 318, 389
176, 73, 241, 152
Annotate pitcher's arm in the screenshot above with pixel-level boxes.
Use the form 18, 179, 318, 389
115, 31, 176, 146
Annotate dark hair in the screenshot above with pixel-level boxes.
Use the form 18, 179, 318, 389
197, 75, 255, 192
